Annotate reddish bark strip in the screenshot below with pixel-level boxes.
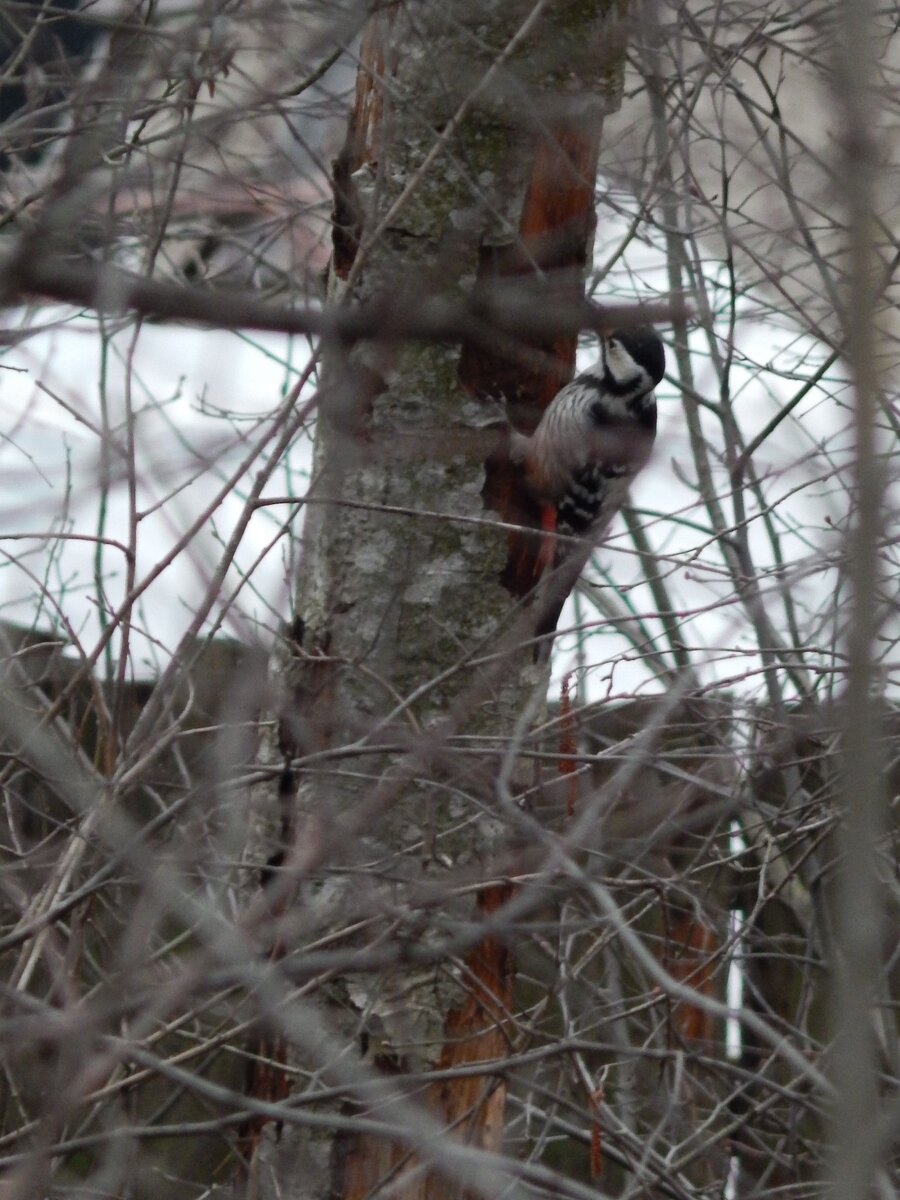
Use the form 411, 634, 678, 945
426, 882, 515, 1163
332, 1108, 407, 1200
664, 912, 718, 1045
332, 884, 515, 1200
516, 122, 603, 406
236, 1029, 291, 1171
461, 116, 604, 599
351, 17, 390, 166
331, 9, 395, 277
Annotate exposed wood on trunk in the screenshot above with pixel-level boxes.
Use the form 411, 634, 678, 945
663, 912, 718, 1046
461, 115, 603, 602
238, 1028, 291, 1173
427, 882, 514, 1159
331, 15, 394, 278
331, 883, 514, 1200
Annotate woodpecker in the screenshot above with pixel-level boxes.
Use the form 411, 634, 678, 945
523, 326, 665, 575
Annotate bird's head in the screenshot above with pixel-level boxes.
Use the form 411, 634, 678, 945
602, 326, 666, 396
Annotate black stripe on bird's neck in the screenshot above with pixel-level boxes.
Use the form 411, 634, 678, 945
574, 367, 643, 398
627, 391, 657, 433
603, 365, 646, 397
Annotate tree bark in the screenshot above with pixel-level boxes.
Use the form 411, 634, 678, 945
244, 4, 632, 1198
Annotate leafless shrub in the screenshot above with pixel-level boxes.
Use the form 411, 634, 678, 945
0, 3, 896, 1199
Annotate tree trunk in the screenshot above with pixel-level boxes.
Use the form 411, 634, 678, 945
244, 4, 631, 1198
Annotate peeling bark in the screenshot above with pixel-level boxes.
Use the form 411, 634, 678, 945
465, 111, 604, 601
332, 883, 515, 1200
